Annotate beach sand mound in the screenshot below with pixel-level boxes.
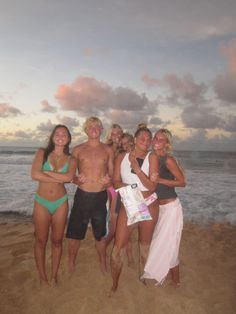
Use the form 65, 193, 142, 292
0, 221, 235, 314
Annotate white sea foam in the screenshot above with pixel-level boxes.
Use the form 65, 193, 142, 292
0, 148, 236, 224
178, 170, 236, 225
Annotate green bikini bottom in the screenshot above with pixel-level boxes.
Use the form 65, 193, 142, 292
34, 194, 68, 214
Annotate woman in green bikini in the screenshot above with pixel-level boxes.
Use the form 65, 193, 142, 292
31, 124, 77, 285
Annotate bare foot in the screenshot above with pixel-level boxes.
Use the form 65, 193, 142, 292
40, 279, 50, 287
100, 261, 108, 274
50, 276, 58, 287
68, 259, 76, 275
107, 284, 118, 297
170, 280, 181, 288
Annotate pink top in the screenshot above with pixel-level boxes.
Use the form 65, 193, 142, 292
107, 186, 118, 198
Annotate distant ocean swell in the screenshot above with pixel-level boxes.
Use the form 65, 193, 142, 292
0, 147, 236, 225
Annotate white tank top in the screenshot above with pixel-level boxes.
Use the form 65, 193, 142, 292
120, 152, 151, 192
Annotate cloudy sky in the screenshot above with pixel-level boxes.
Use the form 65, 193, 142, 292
1, 0, 236, 151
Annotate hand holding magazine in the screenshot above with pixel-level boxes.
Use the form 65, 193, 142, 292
116, 184, 157, 225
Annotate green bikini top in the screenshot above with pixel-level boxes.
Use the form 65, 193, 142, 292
42, 159, 69, 173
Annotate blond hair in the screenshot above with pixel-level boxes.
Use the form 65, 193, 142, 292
105, 123, 123, 145
83, 116, 103, 132
155, 128, 173, 155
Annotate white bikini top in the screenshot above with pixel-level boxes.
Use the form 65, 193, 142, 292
120, 152, 151, 192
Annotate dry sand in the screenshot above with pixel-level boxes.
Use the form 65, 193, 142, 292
0, 220, 235, 314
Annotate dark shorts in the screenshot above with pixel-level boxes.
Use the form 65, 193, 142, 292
66, 188, 108, 241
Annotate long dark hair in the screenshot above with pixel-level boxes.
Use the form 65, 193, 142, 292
43, 124, 71, 163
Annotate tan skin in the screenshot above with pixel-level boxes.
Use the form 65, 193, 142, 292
68, 122, 114, 274
107, 127, 123, 156
105, 133, 135, 265
110, 130, 159, 293
31, 127, 77, 286
103, 126, 123, 250
120, 135, 134, 153
152, 131, 186, 285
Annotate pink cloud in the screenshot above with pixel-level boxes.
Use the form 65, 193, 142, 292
220, 38, 236, 74
163, 73, 206, 104
55, 76, 155, 117
41, 100, 57, 113
55, 77, 113, 115
0, 103, 22, 118
141, 72, 206, 105
214, 38, 236, 104
141, 74, 160, 87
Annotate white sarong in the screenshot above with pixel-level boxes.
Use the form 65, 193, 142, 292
142, 198, 183, 284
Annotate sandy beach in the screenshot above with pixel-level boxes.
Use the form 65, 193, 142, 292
0, 219, 235, 314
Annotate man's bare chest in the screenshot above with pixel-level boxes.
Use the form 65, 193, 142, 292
78, 148, 108, 165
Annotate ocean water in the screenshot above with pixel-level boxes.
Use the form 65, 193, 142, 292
0, 146, 236, 225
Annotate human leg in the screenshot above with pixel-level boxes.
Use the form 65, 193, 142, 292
66, 188, 88, 273
103, 194, 118, 249
169, 199, 183, 285
33, 202, 51, 284
170, 265, 180, 286
95, 239, 108, 274
50, 200, 68, 283
110, 205, 133, 292
125, 240, 134, 266
138, 200, 159, 276
67, 239, 81, 273
90, 190, 108, 272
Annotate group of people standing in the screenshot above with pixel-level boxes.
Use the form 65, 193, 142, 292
31, 116, 186, 292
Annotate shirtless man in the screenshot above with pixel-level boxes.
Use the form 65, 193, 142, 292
66, 116, 114, 273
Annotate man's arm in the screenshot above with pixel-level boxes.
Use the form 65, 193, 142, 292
99, 145, 114, 188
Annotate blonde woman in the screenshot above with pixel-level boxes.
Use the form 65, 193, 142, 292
105, 124, 123, 248
142, 129, 186, 286
105, 123, 123, 156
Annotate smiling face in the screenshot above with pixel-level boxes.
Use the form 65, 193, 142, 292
110, 128, 123, 144
152, 129, 172, 155
52, 126, 71, 147
135, 130, 152, 152
85, 122, 103, 139
152, 131, 167, 152
121, 137, 133, 152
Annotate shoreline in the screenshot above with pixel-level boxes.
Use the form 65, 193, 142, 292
1, 211, 236, 227
0, 221, 236, 314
